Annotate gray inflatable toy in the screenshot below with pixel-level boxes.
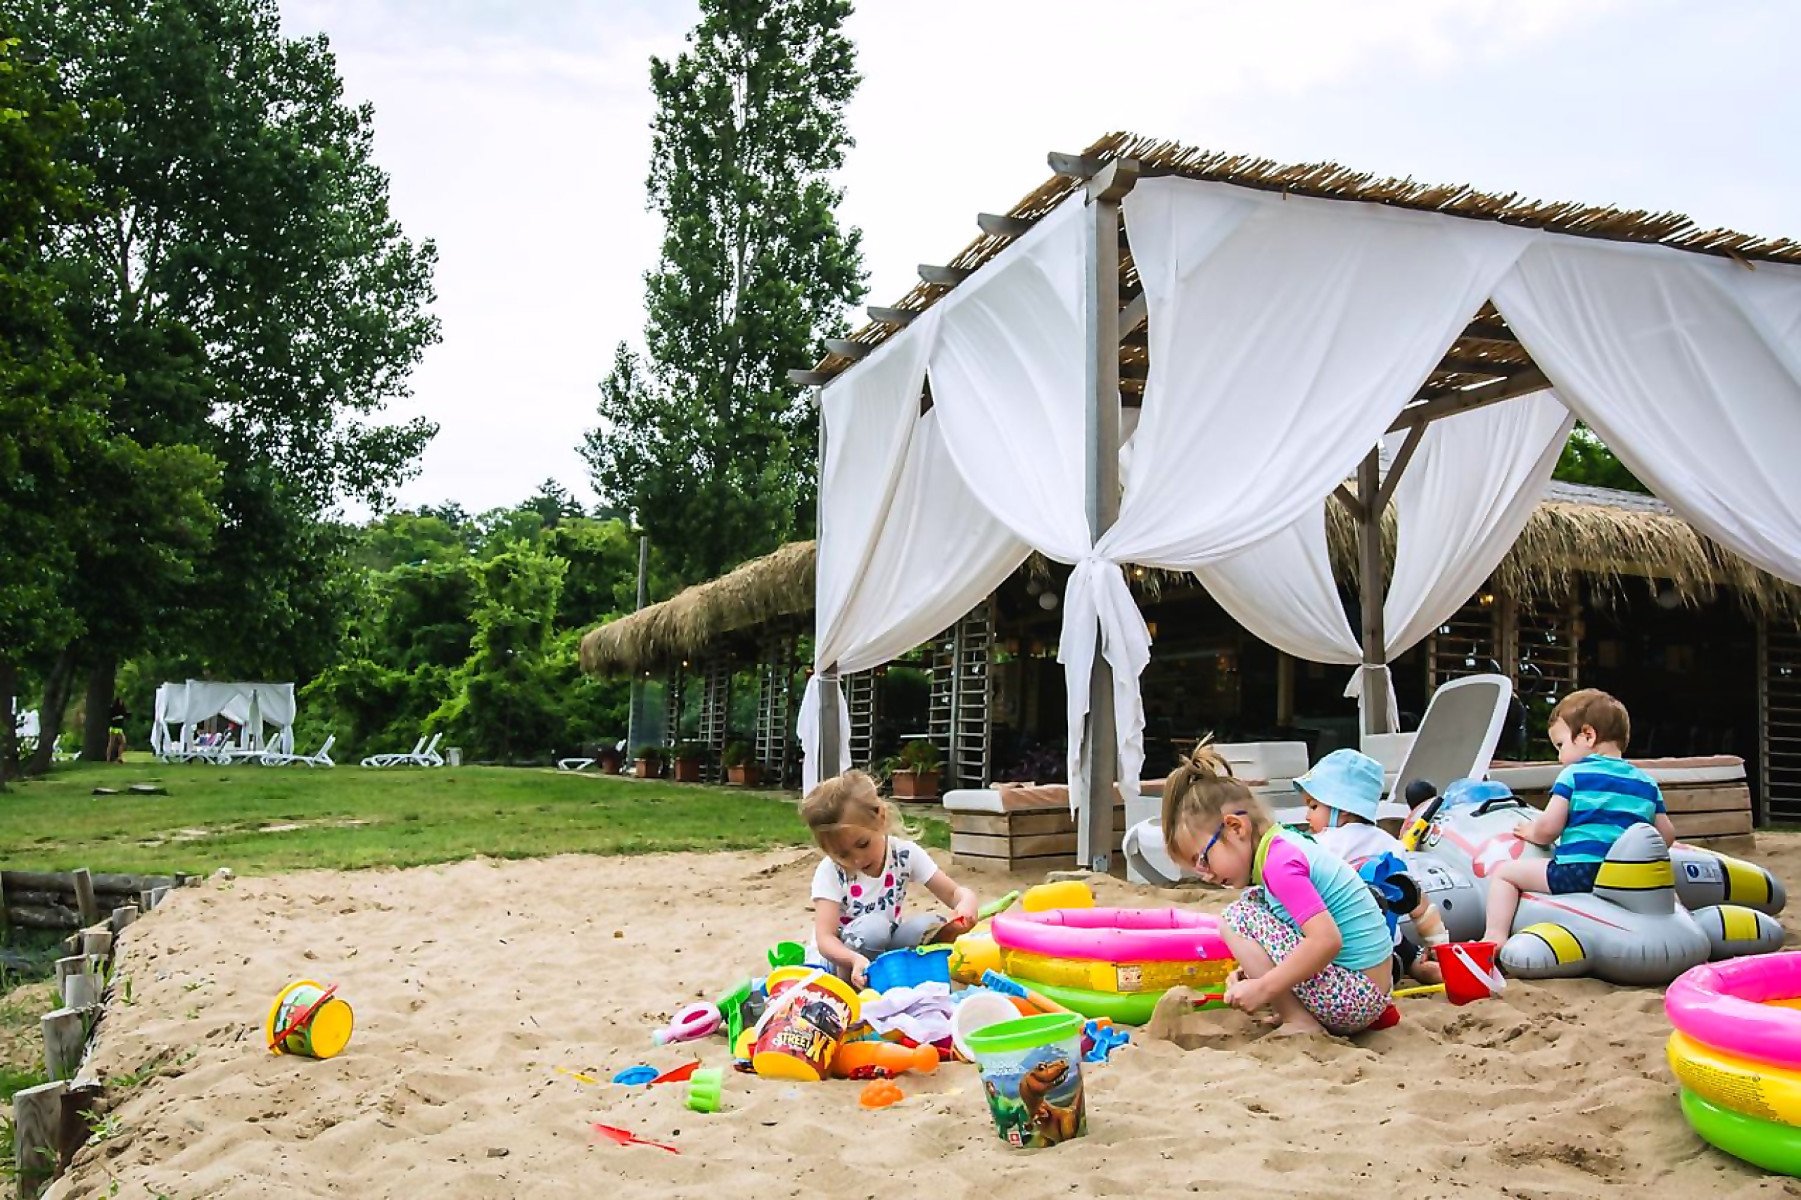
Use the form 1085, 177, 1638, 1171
1402, 787, 1785, 986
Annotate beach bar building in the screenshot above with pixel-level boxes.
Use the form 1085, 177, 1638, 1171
583, 133, 1801, 869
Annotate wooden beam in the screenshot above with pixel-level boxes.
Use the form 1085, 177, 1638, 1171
866, 305, 918, 326
918, 263, 972, 287
1049, 151, 1102, 179
1119, 293, 1147, 340
1086, 158, 1140, 204
1391, 368, 1551, 432
14, 1080, 66, 1197
1332, 483, 1365, 522
1373, 423, 1427, 514
1434, 355, 1530, 378
1459, 320, 1519, 345
822, 338, 869, 361
977, 212, 1034, 239
1356, 449, 1392, 736
787, 369, 833, 387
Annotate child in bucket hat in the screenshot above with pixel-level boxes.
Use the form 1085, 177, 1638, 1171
1297, 749, 1447, 985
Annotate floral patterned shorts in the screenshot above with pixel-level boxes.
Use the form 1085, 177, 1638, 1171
1224, 889, 1392, 1035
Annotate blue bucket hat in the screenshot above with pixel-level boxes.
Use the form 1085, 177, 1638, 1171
1294, 749, 1385, 823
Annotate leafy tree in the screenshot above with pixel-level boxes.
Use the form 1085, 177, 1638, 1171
1554, 423, 1649, 495
583, 0, 864, 584
524, 478, 584, 530
5, 0, 442, 759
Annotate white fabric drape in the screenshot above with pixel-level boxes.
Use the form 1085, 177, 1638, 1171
1494, 240, 1801, 586
1051, 178, 1539, 795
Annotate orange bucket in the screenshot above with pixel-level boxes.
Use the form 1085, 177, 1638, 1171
752, 969, 860, 1082
1434, 941, 1505, 1006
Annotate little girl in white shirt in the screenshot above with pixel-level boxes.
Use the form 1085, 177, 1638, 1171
802, 770, 978, 988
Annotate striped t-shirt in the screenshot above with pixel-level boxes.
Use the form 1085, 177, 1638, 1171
1551, 754, 1665, 864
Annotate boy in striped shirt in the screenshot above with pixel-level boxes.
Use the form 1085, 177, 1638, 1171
1482, 689, 1676, 948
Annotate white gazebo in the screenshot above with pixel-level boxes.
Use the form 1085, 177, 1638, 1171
150, 680, 296, 759
794, 132, 1801, 874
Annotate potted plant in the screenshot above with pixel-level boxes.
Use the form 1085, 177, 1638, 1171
597, 744, 624, 775
633, 745, 665, 779
671, 741, 707, 783
723, 741, 762, 786
890, 739, 942, 801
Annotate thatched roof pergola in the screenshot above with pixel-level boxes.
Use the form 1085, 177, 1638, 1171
580, 482, 1801, 677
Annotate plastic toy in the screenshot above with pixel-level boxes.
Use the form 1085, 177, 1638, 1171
653, 1001, 722, 1046
829, 1040, 939, 1080
768, 941, 806, 970
859, 1079, 904, 1108
981, 970, 1071, 1015
650, 1061, 701, 1085
951, 990, 1024, 1061
611, 1065, 659, 1086
593, 1123, 679, 1153
753, 968, 861, 1081
866, 945, 953, 992
1022, 880, 1094, 913
686, 1067, 725, 1113
987, 908, 1235, 1019
1435, 941, 1505, 1005
949, 930, 1002, 984
1667, 951, 1801, 1174
1082, 1020, 1130, 1063
1403, 788, 1784, 984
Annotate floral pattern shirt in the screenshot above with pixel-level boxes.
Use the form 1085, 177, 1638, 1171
810, 837, 939, 929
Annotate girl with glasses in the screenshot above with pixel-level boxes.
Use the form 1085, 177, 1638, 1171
1162, 742, 1394, 1036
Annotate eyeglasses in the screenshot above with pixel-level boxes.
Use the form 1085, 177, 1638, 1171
1194, 818, 1229, 876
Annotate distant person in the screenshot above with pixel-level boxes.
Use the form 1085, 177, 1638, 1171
106, 698, 128, 763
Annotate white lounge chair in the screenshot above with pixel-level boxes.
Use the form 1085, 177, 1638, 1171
1122, 674, 1516, 887
362, 735, 426, 768
262, 734, 335, 768
361, 732, 443, 768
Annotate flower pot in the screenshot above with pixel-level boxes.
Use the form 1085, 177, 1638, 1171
727, 764, 763, 787
634, 758, 662, 779
891, 769, 940, 801
598, 753, 623, 775
673, 757, 703, 783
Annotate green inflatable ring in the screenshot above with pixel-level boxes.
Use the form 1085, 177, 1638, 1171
1680, 1088, 1801, 1176
1028, 978, 1227, 1026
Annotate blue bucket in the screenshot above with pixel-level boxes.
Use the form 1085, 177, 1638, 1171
866, 945, 953, 992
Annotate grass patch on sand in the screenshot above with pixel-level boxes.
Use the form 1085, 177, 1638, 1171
0, 759, 948, 876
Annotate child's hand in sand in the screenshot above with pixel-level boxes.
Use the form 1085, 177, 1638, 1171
1223, 969, 1275, 1015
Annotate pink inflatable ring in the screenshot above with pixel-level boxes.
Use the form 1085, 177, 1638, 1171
991, 907, 1228, 963
1665, 952, 1801, 1071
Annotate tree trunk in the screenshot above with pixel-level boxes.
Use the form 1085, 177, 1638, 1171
82, 656, 116, 762
25, 649, 78, 776
0, 659, 18, 789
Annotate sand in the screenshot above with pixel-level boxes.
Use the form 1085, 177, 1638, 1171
41, 837, 1801, 1200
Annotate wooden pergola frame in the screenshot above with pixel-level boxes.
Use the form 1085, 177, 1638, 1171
798, 135, 1793, 872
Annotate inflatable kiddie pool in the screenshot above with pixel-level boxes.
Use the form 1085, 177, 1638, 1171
988, 907, 1234, 1024
1667, 951, 1801, 1175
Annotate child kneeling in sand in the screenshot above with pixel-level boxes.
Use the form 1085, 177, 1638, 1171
1482, 689, 1675, 948
802, 770, 978, 989
1297, 748, 1447, 986
1163, 743, 1392, 1036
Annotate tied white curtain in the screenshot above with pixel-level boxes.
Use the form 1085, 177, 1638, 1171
1494, 240, 1801, 586
1051, 178, 1539, 797
1192, 390, 1572, 729
800, 309, 1029, 792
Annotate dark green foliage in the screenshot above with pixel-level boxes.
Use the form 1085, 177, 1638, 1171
1554, 423, 1649, 495
584, 0, 865, 584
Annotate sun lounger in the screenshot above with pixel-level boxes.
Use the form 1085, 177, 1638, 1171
361, 732, 443, 768
262, 734, 336, 768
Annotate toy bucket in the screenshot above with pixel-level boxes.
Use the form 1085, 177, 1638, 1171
752, 969, 861, 1082
1434, 941, 1505, 1006
867, 945, 953, 993
265, 979, 354, 1059
951, 990, 1022, 1061
964, 1013, 1087, 1148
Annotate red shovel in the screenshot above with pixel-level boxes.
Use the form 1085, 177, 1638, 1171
592, 1123, 679, 1154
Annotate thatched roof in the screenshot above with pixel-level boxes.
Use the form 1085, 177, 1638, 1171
804, 131, 1801, 389
580, 485, 1801, 675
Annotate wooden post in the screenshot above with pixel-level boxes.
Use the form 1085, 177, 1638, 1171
70, 868, 99, 929
1276, 651, 1296, 727
80, 928, 111, 959
52, 956, 85, 992
14, 1079, 67, 1197
812, 384, 843, 784
111, 904, 138, 933
62, 971, 100, 1011
1355, 448, 1393, 737
41, 1008, 85, 1082
144, 885, 170, 910
1079, 158, 1138, 875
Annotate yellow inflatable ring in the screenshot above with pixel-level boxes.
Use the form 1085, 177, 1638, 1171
999, 946, 1234, 995
1668, 1030, 1801, 1128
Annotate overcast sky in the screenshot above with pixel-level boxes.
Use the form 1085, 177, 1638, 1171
276, 0, 1801, 518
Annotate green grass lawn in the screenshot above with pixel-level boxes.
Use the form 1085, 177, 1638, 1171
0, 758, 947, 876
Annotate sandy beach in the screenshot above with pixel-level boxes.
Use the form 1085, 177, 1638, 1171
37, 837, 1801, 1199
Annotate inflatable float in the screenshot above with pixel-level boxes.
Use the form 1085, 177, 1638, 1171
984, 907, 1234, 1025
1403, 787, 1784, 985
1666, 952, 1801, 1175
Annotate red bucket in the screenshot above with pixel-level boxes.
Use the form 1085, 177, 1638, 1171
1433, 940, 1504, 1006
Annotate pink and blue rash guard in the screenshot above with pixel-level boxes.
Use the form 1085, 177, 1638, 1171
1252, 828, 1392, 972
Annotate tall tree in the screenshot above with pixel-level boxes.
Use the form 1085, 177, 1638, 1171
583, 0, 864, 584
1554, 423, 1650, 495
6, 0, 441, 760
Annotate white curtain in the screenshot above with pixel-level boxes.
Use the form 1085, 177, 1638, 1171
1494, 240, 1801, 586
1055, 178, 1539, 796
800, 303, 1029, 792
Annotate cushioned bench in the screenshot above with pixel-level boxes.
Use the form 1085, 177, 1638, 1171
1490, 755, 1754, 853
